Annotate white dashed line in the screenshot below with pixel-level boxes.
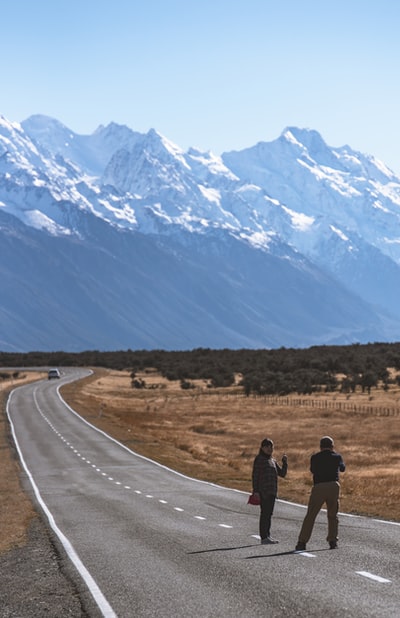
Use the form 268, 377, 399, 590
33, 399, 245, 539
356, 571, 391, 583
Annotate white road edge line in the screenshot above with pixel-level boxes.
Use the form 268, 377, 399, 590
356, 571, 391, 583
8, 389, 117, 618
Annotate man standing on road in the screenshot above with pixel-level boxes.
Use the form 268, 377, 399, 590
295, 436, 345, 551
252, 438, 288, 545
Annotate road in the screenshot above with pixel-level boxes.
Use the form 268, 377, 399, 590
7, 368, 400, 617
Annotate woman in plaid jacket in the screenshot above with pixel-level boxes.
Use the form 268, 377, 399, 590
252, 438, 288, 544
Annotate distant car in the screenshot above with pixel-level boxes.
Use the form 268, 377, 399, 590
48, 368, 61, 380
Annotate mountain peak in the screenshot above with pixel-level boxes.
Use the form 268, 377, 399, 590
22, 114, 76, 143
281, 126, 333, 158
282, 126, 325, 145
146, 128, 187, 160
2, 112, 400, 351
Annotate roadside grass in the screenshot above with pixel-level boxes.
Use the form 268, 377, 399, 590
0, 372, 45, 552
60, 368, 400, 522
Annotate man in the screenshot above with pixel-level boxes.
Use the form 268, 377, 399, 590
295, 436, 345, 551
252, 438, 288, 544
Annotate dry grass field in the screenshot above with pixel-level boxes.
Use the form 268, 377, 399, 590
60, 367, 400, 522
1, 365, 399, 557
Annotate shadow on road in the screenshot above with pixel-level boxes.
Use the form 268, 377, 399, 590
245, 548, 332, 559
188, 545, 333, 558
187, 544, 256, 554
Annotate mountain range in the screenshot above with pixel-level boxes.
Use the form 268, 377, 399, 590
1, 113, 400, 352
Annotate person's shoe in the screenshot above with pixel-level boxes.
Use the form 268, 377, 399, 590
261, 536, 279, 544
329, 541, 337, 549
295, 542, 306, 551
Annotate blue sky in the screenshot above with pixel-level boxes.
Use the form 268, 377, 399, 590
2, 1, 400, 172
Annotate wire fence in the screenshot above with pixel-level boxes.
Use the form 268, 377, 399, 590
257, 395, 400, 416
159, 388, 400, 417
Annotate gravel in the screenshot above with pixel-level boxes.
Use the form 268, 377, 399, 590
0, 517, 98, 617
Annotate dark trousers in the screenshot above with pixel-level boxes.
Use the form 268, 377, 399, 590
259, 493, 276, 539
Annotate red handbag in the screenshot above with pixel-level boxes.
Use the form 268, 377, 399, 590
247, 493, 260, 505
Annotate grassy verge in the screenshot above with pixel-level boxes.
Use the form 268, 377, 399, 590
0, 373, 46, 552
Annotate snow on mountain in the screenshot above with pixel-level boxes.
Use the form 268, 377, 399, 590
1, 113, 400, 351
221, 128, 400, 320
21, 114, 143, 176
223, 127, 400, 263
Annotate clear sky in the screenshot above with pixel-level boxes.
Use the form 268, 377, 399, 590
2, 0, 400, 172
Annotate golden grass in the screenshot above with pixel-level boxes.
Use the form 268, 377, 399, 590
0, 372, 46, 552
61, 368, 400, 522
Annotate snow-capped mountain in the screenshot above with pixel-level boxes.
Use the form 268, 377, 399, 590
1, 113, 399, 351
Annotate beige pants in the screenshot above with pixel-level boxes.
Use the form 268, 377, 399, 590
298, 481, 340, 543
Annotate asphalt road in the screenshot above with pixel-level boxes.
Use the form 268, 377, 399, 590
7, 369, 400, 617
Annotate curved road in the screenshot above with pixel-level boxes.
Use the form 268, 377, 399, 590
7, 369, 400, 617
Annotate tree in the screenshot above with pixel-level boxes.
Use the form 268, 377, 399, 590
360, 371, 378, 394
180, 379, 195, 390
132, 378, 146, 389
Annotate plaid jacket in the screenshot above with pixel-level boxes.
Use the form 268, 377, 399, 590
252, 450, 287, 496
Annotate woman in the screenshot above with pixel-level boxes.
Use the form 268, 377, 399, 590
252, 438, 288, 544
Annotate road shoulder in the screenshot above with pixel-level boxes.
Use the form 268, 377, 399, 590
0, 517, 86, 617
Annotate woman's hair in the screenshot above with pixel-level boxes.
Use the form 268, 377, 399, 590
261, 438, 273, 448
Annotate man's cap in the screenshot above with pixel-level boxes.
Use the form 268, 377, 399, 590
320, 436, 334, 448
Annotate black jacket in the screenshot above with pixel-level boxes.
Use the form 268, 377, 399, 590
310, 449, 345, 484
